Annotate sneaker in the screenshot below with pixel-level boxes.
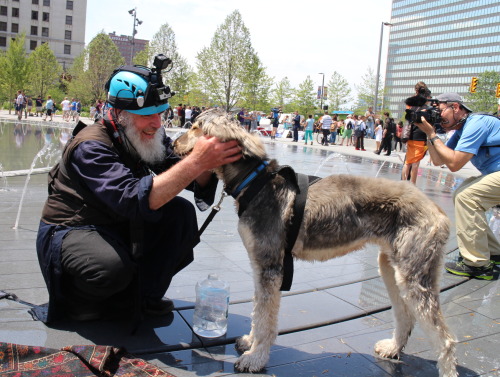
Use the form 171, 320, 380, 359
491, 255, 500, 265
361, 149, 366, 151
143, 297, 174, 316
445, 260, 494, 280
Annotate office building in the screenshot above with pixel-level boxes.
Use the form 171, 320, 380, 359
0, 0, 87, 70
109, 32, 148, 65
384, 0, 500, 118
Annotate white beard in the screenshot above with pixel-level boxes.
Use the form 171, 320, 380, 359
118, 112, 166, 164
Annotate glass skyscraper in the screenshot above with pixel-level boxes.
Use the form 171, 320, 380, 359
384, 0, 500, 118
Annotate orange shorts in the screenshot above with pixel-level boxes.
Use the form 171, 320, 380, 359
405, 140, 427, 165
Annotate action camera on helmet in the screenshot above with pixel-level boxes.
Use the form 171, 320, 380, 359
105, 54, 176, 115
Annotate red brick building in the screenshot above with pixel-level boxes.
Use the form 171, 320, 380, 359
109, 32, 148, 65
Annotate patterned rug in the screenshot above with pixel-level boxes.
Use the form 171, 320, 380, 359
0, 342, 177, 376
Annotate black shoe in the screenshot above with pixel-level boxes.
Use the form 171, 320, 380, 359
384, 153, 391, 156
374, 151, 380, 155
143, 297, 174, 316
445, 260, 494, 280
491, 255, 500, 265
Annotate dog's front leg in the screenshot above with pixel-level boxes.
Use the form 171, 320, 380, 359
235, 267, 282, 372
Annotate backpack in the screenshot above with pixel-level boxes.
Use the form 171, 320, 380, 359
389, 119, 396, 135
346, 120, 353, 130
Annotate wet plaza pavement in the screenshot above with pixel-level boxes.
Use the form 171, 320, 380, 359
0, 113, 499, 376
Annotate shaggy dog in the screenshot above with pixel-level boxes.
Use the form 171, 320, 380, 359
174, 109, 457, 377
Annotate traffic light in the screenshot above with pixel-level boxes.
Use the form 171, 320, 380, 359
469, 77, 478, 93
496, 83, 500, 98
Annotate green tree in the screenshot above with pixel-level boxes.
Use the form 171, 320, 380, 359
133, 42, 150, 66
270, 77, 293, 112
67, 32, 124, 105
187, 72, 212, 108
148, 23, 193, 104
170, 55, 193, 104
355, 67, 384, 115
27, 42, 62, 99
327, 71, 352, 111
240, 53, 272, 111
464, 71, 500, 113
196, 10, 253, 111
0, 33, 30, 113
291, 76, 316, 116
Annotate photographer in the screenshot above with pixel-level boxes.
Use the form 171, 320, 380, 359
414, 92, 500, 280
270, 107, 281, 140
36, 56, 242, 322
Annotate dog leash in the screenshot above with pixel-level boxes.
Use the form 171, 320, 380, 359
197, 191, 228, 238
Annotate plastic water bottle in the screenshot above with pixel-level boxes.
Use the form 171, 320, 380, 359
193, 273, 230, 338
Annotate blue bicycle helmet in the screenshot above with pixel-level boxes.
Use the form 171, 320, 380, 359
105, 56, 174, 115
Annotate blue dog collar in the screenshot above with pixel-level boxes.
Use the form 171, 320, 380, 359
231, 161, 269, 198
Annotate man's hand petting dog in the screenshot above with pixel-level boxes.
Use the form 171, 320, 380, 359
190, 136, 242, 171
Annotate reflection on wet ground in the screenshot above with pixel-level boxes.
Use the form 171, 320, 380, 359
0, 121, 71, 172
1, 121, 498, 377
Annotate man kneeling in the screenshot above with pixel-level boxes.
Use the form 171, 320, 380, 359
36, 57, 241, 321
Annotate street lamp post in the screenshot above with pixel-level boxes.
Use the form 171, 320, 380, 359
319, 72, 325, 110
128, 8, 143, 65
373, 22, 393, 115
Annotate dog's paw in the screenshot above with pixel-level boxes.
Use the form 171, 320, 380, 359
374, 339, 400, 359
235, 335, 252, 353
234, 351, 268, 373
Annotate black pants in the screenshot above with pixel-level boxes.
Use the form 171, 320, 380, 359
379, 135, 393, 154
356, 133, 365, 149
322, 129, 330, 144
394, 136, 402, 151
60, 197, 197, 304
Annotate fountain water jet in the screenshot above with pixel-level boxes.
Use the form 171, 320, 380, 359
12, 139, 56, 230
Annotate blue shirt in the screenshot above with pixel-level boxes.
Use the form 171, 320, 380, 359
305, 118, 315, 131
446, 114, 500, 175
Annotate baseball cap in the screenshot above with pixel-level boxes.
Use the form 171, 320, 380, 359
436, 92, 473, 112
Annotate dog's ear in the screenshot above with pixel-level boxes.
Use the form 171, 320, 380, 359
173, 124, 204, 156
239, 132, 266, 160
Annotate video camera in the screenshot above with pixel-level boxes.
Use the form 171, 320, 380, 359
404, 97, 441, 124
150, 54, 175, 102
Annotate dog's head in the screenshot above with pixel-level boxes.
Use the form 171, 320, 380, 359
174, 108, 267, 160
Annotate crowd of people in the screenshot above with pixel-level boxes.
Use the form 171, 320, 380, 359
14, 91, 82, 123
